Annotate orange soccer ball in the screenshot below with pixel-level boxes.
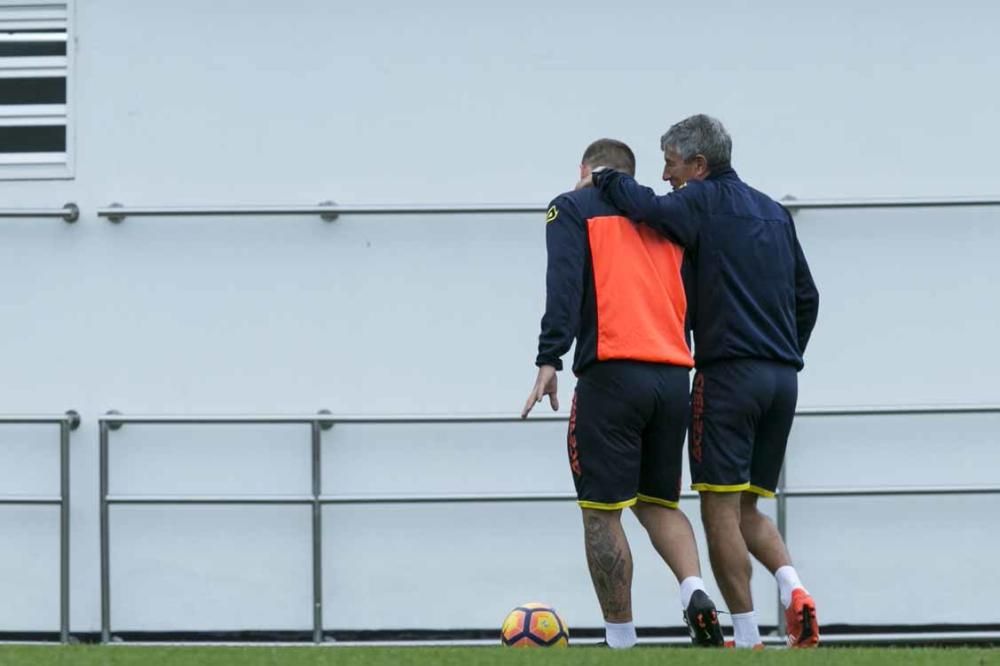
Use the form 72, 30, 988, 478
500, 602, 569, 647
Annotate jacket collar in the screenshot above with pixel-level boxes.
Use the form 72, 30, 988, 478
706, 164, 738, 181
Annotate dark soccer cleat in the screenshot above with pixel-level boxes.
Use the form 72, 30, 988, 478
683, 589, 725, 647
785, 588, 820, 648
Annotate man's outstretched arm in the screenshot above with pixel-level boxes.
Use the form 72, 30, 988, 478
590, 169, 702, 248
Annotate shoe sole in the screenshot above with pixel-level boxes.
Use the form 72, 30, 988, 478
690, 609, 724, 647
788, 601, 820, 648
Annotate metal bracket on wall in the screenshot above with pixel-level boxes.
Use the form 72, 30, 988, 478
61, 203, 79, 223
105, 203, 125, 224
317, 409, 335, 430
104, 410, 123, 431
317, 201, 338, 223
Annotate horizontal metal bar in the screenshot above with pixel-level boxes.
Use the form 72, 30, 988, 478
106, 493, 583, 506
97, 413, 568, 425
100, 414, 337, 425
97, 405, 1000, 427
623, 630, 1000, 646
97, 202, 546, 222
321, 485, 1000, 504
0, 496, 61, 505
784, 485, 1000, 498
110, 630, 1000, 647
331, 406, 1000, 422
98, 204, 346, 220
96, 195, 1000, 222
104, 486, 998, 508
106, 495, 314, 505
317, 203, 545, 215
321, 492, 578, 505
0, 412, 80, 426
312, 414, 566, 424
797, 404, 1000, 417
323, 631, 1000, 647
811, 631, 1000, 645
0, 203, 78, 222
783, 195, 1000, 210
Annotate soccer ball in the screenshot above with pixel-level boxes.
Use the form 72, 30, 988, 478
500, 602, 569, 647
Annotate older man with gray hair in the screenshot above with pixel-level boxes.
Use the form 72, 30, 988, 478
580, 114, 820, 649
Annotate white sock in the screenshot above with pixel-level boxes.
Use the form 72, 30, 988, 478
776, 565, 806, 608
679, 576, 707, 609
605, 621, 637, 649
731, 611, 760, 648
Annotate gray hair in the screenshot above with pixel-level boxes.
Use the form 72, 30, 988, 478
660, 114, 732, 167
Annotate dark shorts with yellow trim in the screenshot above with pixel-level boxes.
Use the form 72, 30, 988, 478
689, 359, 798, 497
568, 360, 690, 510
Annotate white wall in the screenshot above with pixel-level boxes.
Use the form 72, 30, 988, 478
1, 0, 998, 636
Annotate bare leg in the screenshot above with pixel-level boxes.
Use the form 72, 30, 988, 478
582, 508, 633, 622
700, 492, 753, 614
631, 502, 701, 582
739, 492, 791, 574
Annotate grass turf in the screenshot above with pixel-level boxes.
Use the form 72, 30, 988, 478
0, 646, 998, 666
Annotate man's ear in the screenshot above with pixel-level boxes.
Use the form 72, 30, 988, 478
693, 154, 710, 178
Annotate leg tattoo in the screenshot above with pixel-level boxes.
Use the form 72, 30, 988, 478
584, 511, 632, 620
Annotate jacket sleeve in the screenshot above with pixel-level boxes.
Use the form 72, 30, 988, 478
536, 197, 587, 370
593, 169, 702, 248
790, 219, 819, 354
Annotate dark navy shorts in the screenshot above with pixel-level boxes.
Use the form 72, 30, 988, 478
689, 359, 798, 497
568, 360, 691, 510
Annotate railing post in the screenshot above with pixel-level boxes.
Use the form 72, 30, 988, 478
99, 419, 111, 643
311, 419, 324, 644
59, 416, 72, 643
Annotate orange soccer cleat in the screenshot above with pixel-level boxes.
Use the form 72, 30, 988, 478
785, 588, 820, 648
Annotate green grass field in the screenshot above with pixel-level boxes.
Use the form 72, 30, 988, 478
1, 646, 998, 666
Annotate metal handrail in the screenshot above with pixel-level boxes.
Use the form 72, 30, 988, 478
95, 404, 1000, 423
781, 195, 1000, 210
98, 413, 332, 644
0, 203, 79, 223
101, 412, 567, 425
97, 405, 1000, 645
0, 494, 64, 505
97, 411, 567, 643
783, 484, 1000, 498
322, 630, 1000, 648
0, 411, 80, 644
95, 195, 1000, 223
106, 495, 315, 505
97, 202, 546, 223
796, 403, 1000, 416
